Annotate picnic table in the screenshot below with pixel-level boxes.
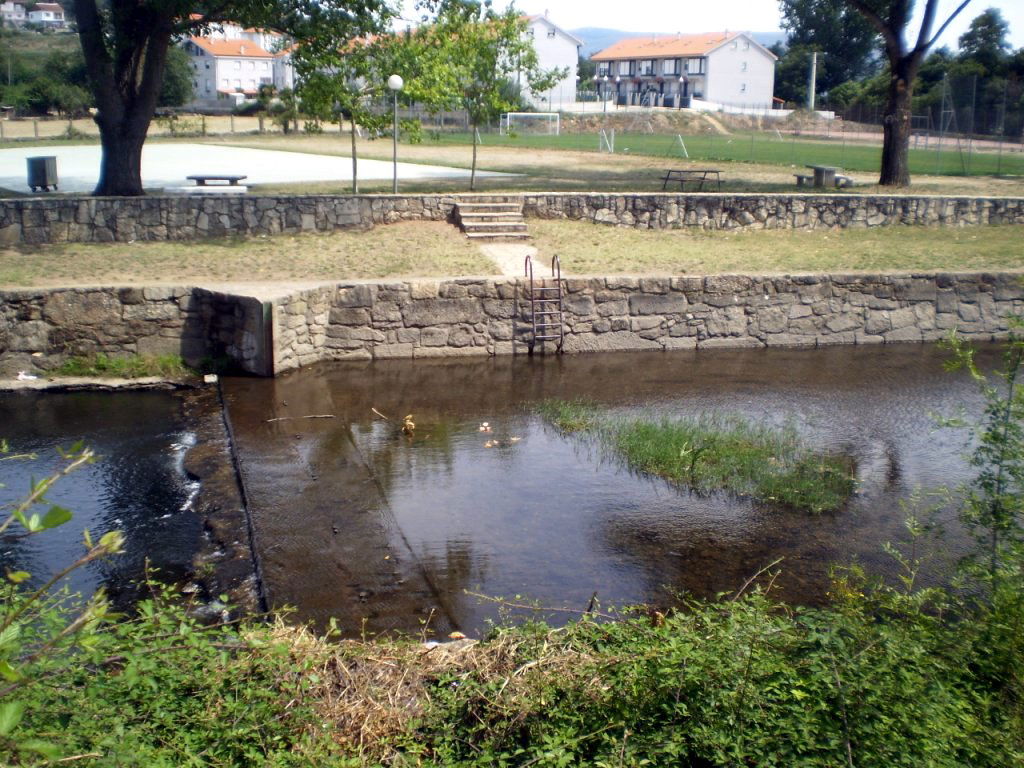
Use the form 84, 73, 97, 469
661, 168, 721, 192
794, 165, 853, 189
186, 174, 248, 187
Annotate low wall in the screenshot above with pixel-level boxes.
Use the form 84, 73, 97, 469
270, 272, 1024, 370
0, 285, 269, 376
4, 272, 1021, 377
1, 193, 1022, 244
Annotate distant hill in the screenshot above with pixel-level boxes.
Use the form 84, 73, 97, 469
571, 27, 785, 58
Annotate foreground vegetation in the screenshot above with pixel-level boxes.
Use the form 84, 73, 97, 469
2, 331, 1023, 766
538, 401, 854, 513
54, 353, 193, 379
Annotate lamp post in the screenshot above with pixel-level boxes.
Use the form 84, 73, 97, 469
678, 76, 686, 109
614, 75, 621, 110
602, 75, 608, 114
387, 73, 403, 194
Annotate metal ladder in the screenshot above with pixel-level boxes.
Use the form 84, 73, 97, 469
524, 254, 564, 354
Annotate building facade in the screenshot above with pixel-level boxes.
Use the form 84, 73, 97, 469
27, 2, 64, 28
591, 31, 776, 109
1, 2, 26, 27
522, 14, 582, 110
183, 36, 295, 109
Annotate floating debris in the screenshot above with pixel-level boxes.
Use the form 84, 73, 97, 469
16, 371, 38, 381
402, 415, 416, 436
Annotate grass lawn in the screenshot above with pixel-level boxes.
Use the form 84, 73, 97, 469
531, 220, 1024, 275
0, 221, 493, 287
419, 130, 1024, 178
211, 134, 1024, 198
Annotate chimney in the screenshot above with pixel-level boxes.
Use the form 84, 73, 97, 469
544, 8, 548, 17
240, 44, 246, 54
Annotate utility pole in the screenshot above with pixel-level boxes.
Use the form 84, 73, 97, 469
807, 51, 818, 112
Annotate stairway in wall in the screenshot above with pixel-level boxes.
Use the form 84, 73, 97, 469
453, 195, 530, 241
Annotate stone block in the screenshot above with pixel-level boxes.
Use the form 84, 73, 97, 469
403, 298, 484, 327
420, 327, 449, 346
372, 343, 414, 359
699, 337, 763, 349
409, 281, 439, 300
336, 284, 375, 308
885, 326, 923, 343
629, 294, 685, 315
328, 307, 370, 325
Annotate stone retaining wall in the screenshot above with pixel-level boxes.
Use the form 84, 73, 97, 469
270, 272, 1024, 370
0, 285, 268, 376
4, 272, 1022, 377
1, 193, 1022, 244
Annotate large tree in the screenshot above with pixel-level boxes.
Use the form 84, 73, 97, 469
957, 7, 1011, 76
72, 0, 395, 196
778, 0, 881, 94
843, 0, 973, 186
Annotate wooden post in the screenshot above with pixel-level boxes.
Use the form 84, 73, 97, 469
230, 114, 235, 133
33, 119, 39, 138
258, 115, 264, 133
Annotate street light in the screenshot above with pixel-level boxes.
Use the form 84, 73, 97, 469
602, 75, 609, 114
678, 76, 687, 109
387, 73, 403, 194
614, 75, 621, 110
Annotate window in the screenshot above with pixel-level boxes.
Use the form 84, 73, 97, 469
597, 63, 610, 77
618, 60, 634, 76
233, 61, 241, 70
743, 41, 750, 50
193, 80, 199, 90
638, 59, 655, 76
220, 79, 228, 88
741, 61, 747, 72
731, 41, 738, 49
262, 61, 270, 70
662, 58, 680, 75
686, 57, 704, 75
205, 79, 212, 91
204, 62, 210, 69
740, 83, 746, 93
547, 28, 555, 37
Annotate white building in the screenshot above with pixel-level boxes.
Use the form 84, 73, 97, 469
521, 13, 582, 110
1, 2, 26, 27
185, 37, 275, 106
27, 1, 63, 28
591, 31, 776, 109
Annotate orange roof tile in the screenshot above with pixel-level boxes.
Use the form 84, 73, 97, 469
592, 32, 740, 61
189, 36, 273, 58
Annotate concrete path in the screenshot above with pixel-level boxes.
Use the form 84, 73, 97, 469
0, 143, 514, 194
478, 242, 536, 277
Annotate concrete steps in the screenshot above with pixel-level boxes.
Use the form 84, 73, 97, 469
454, 196, 530, 241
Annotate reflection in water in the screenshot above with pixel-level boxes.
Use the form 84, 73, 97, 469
222, 343, 995, 636
0, 391, 200, 603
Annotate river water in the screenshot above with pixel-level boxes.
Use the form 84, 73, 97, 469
0, 390, 200, 604
221, 343, 997, 637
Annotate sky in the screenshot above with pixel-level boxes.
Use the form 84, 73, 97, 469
397, 0, 1024, 51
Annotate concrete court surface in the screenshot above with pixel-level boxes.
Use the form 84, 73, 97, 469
0, 142, 512, 194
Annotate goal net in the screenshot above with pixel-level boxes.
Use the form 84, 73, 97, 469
499, 112, 560, 136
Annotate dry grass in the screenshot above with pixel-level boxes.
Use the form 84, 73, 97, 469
0, 221, 493, 287
265, 620, 593, 764
533, 220, 1024, 275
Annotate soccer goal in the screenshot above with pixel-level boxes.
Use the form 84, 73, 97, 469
499, 112, 560, 136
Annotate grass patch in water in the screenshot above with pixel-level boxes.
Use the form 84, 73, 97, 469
55, 353, 192, 379
536, 398, 600, 432
540, 401, 854, 513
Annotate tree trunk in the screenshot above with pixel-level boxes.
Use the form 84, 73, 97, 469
75, 0, 172, 197
470, 123, 478, 191
350, 119, 359, 194
878, 58, 915, 187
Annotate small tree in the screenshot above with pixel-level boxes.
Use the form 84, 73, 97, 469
295, 38, 391, 194
403, 0, 565, 190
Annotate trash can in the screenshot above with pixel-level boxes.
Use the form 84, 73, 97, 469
679, 96, 691, 109
27, 156, 57, 192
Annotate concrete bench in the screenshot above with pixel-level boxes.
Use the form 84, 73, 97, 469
186, 174, 247, 186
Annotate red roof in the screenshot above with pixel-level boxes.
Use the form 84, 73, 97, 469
189, 37, 273, 58
593, 32, 740, 61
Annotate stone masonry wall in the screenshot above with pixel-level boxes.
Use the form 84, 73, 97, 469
1, 193, 1022, 244
4, 272, 1022, 377
270, 272, 1024, 371
0, 286, 268, 376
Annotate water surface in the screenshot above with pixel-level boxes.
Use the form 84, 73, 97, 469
223, 344, 994, 636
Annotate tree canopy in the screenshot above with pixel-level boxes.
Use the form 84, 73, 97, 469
73, 0, 396, 195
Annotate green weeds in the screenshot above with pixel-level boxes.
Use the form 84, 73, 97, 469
54, 353, 192, 379
539, 401, 854, 513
